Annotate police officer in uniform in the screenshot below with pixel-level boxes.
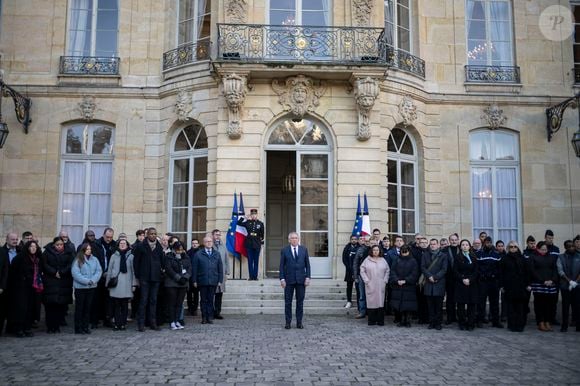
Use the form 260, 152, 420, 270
238, 209, 264, 280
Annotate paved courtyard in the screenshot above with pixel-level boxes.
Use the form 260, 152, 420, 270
1, 315, 579, 385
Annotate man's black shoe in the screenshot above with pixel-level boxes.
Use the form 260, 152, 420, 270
214, 315, 224, 320
561, 327, 568, 332
201, 320, 207, 324
137, 326, 145, 332
285, 323, 291, 329
206, 319, 214, 324
297, 323, 303, 329
150, 325, 160, 331
492, 322, 504, 328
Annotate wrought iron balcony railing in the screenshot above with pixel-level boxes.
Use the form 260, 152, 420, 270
59, 56, 120, 75
465, 65, 520, 83
383, 45, 425, 78
163, 40, 211, 70
217, 23, 387, 66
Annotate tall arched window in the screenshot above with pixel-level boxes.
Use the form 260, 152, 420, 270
169, 124, 208, 246
387, 127, 418, 242
470, 128, 520, 242
59, 123, 115, 247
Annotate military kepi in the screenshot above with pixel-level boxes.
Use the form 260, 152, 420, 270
250, 208, 258, 214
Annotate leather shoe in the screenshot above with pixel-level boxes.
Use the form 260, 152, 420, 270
354, 314, 366, 319
492, 322, 504, 328
201, 320, 207, 324
206, 319, 214, 324
297, 323, 304, 329
285, 323, 291, 329
214, 315, 224, 320
560, 327, 568, 332
150, 325, 160, 331
137, 326, 145, 332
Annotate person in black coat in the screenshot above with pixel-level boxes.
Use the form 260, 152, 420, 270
9, 241, 43, 337
412, 237, 429, 324
454, 240, 478, 331
529, 241, 559, 332
133, 228, 165, 331
192, 236, 224, 324
186, 239, 201, 316
42, 237, 74, 333
443, 233, 460, 325
500, 241, 530, 332
342, 235, 359, 309
390, 245, 418, 327
164, 242, 192, 330
0, 241, 9, 336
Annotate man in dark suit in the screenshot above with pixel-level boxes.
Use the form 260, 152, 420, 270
280, 232, 311, 329
192, 236, 223, 325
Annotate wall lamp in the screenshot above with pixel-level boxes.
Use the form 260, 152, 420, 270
546, 93, 580, 158
0, 72, 32, 149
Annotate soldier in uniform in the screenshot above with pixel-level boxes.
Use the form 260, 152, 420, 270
238, 209, 264, 280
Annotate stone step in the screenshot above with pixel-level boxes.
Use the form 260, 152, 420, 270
225, 292, 349, 300
220, 306, 359, 316
222, 299, 348, 308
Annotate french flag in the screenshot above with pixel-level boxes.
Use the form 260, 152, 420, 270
226, 192, 240, 259
235, 192, 248, 258
361, 193, 371, 237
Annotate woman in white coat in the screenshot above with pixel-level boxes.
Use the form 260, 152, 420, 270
360, 245, 390, 326
105, 239, 136, 331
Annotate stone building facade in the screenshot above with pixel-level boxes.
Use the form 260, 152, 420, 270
0, 0, 578, 279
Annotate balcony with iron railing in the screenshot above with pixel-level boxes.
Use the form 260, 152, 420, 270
59, 56, 120, 75
465, 65, 520, 83
163, 40, 211, 71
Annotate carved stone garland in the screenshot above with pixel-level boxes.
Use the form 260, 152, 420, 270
352, 0, 374, 27
481, 104, 507, 129
226, 0, 248, 23
78, 96, 96, 121
272, 75, 327, 118
353, 77, 379, 141
223, 73, 248, 139
175, 90, 193, 122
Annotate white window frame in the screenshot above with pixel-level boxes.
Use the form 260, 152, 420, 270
177, 0, 211, 47
66, 0, 119, 57
387, 127, 419, 240
168, 126, 209, 247
384, 0, 413, 54
469, 129, 521, 242
57, 124, 115, 246
465, 0, 514, 66
266, 0, 332, 26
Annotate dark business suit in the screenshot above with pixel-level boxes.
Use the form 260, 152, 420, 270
280, 244, 311, 325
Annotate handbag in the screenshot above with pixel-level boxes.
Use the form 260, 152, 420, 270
107, 275, 119, 289
418, 254, 442, 289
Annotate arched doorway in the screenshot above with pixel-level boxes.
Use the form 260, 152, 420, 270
264, 117, 333, 278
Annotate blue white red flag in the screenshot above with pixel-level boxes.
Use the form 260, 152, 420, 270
226, 192, 240, 259
235, 192, 248, 257
352, 194, 363, 237
361, 193, 371, 237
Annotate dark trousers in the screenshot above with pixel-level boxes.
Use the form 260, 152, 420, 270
416, 287, 428, 323
74, 288, 95, 333
445, 280, 457, 322
427, 295, 443, 327
165, 287, 186, 323
367, 308, 385, 326
385, 285, 393, 316
533, 292, 558, 324
0, 293, 7, 335
214, 292, 223, 317
32, 292, 42, 323
284, 283, 305, 324
156, 283, 168, 325
13, 287, 36, 334
506, 298, 528, 331
457, 303, 476, 328
247, 247, 261, 280
138, 281, 160, 328
45, 303, 66, 331
112, 297, 129, 328
130, 286, 140, 319
200, 285, 217, 321
187, 285, 199, 315
91, 280, 109, 326
561, 288, 580, 329
345, 280, 354, 303
477, 280, 500, 323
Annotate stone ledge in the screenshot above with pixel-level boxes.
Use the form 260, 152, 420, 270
464, 82, 523, 95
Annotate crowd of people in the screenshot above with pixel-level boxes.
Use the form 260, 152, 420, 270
343, 229, 580, 332
0, 227, 228, 337
1, 225, 578, 337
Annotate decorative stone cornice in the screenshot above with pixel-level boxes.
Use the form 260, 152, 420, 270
226, 0, 248, 23
481, 104, 507, 129
353, 77, 379, 141
352, 0, 374, 27
78, 95, 96, 121
175, 90, 192, 122
222, 73, 248, 139
272, 75, 327, 118
398, 95, 417, 127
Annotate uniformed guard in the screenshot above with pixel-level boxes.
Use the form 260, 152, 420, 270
238, 209, 264, 280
